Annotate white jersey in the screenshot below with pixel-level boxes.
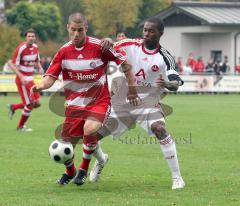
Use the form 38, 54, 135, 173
112, 38, 180, 105
101, 39, 181, 138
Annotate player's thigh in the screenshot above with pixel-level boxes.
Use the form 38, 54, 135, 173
137, 109, 165, 136
83, 117, 103, 135
26, 81, 40, 102
61, 117, 84, 145
99, 110, 134, 139
16, 82, 29, 104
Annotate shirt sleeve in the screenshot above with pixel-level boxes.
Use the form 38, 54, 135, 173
166, 69, 184, 86
101, 47, 126, 65
12, 45, 22, 66
44, 49, 63, 78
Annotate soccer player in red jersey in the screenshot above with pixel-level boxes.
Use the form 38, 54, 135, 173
31, 13, 138, 186
8, 28, 44, 131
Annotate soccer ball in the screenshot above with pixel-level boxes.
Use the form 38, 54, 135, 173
48, 139, 74, 164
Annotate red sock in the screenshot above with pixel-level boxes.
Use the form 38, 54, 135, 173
12, 103, 24, 111
79, 135, 98, 172
17, 106, 32, 128
64, 161, 76, 177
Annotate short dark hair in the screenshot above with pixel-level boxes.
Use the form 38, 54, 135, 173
116, 30, 126, 37
68, 12, 88, 25
146, 17, 164, 33
24, 28, 36, 37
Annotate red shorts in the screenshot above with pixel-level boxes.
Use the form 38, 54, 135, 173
16, 77, 40, 105
61, 101, 110, 144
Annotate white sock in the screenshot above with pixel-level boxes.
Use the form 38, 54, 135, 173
159, 135, 181, 178
93, 141, 105, 163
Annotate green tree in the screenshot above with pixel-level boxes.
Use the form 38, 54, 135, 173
127, 0, 171, 38
0, 24, 22, 67
6, 1, 62, 41
83, 0, 142, 37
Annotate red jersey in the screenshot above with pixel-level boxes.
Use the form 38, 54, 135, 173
46, 36, 126, 110
12, 42, 40, 77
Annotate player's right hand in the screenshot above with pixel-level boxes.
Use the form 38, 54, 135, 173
30, 85, 38, 99
127, 86, 141, 106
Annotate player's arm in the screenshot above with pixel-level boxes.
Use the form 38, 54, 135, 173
157, 74, 183, 91
8, 60, 27, 85
31, 75, 56, 93
36, 61, 44, 75
121, 61, 140, 106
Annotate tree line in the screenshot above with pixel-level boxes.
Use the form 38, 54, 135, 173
1, 0, 171, 67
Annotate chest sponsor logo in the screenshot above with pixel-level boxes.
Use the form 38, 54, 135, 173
151, 65, 159, 72
68, 72, 98, 80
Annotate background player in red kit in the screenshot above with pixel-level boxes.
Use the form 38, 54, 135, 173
31, 12, 138, 186
8, 28, 44, 131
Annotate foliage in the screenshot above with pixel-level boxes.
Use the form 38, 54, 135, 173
126, 0, 171, 38
83, 0, 142, 38
6, 1, 62, 42
37, 40, 61, 58
0, 24, 22, 67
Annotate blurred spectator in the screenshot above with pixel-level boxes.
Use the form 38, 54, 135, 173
220, 56, 230, 74
116, 30, 127, 42
195, 56, 205, 73
176, 57, 183, 74
40, 56, 52, 72
182, 63, 192, 75
187, 52, 196, 71
214, 59, 221, 75
45, 56, 52, 71
205, 58, 215, 73
235, 57, 240, 74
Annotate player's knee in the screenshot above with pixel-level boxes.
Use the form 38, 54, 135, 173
151, 121, 168, 140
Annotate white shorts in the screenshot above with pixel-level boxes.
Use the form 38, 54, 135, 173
99, 102, 165, 139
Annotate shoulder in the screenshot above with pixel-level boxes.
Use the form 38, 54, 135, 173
88, 36, 101, 49
16, 42, 27, 51
114, 38, 143, 48
159, 46, 175, 70
58, 41, 73, 52
159, 46, 173, 57
32, 43, 39, 48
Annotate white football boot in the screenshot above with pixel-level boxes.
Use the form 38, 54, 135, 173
89, 154, 109, 182
172, 176, 185, 190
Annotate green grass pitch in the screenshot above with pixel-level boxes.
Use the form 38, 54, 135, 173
0, 94, 239, 206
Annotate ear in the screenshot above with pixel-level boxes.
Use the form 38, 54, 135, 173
85, 25, 88, 32
67, 24, 69, 31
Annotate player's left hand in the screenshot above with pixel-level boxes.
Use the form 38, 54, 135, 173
127, 86, 141, 106
39, 68, 44, 75
100, 38, 113, 52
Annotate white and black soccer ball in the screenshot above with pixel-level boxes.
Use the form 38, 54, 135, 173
48, 139, 74, 164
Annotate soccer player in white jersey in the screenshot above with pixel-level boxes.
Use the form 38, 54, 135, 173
8, 29, 44, 131
31, 13, 138, 186
90, 17, 185, 190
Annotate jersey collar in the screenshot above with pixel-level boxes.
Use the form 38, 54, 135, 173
142, 43, 160, 55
